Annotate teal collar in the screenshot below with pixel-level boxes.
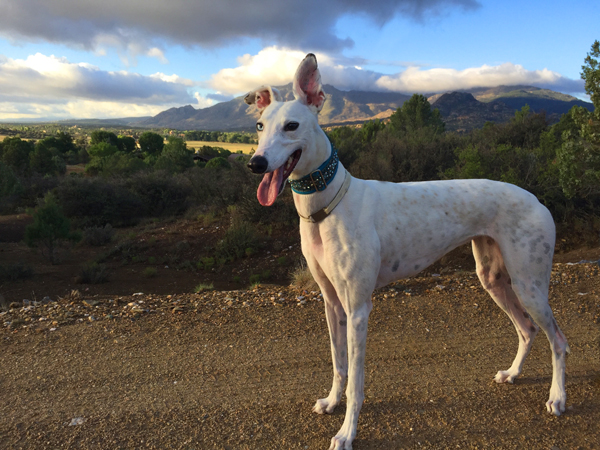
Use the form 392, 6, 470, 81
289, 141, 339, 194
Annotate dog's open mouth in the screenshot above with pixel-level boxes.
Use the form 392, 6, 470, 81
257, 149, 302, 206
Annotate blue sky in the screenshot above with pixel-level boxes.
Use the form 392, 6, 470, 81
0, 0, 597, 121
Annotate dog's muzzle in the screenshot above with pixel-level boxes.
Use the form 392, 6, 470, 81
247, 156, 268, 174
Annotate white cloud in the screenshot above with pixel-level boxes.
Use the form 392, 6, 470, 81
193, 93, 215, 109
209, 47, 381, 94
376, 63, 573, 92
209, 48, 585, 97
0, 52, 198, 119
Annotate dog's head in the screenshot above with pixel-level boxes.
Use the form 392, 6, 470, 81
246, 53, 327, 206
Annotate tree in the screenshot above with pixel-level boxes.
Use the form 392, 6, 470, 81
581, 40, 600, 108
1, 137, 34, 175
556, 40, 600, 198
30, 144, 57, 175
154, 137, 194, 173
90, 130, 120, 149
388, 94, 445, 136
25, 193, 80, 264
118, 135, 137, 153
138, 131, 164, 157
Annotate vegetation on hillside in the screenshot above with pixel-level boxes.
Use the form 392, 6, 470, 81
1, 41, 599, 263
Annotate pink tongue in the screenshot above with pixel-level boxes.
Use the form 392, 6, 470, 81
257, 166, 284, 206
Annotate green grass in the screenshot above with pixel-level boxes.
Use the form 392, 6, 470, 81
194, 282, 214, 293
142, 267, 157, 278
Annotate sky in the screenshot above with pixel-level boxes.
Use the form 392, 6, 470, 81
0, 0, 597, 121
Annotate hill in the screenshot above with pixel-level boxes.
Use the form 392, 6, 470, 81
137, 84, 592, 132
137, 83, 410, 131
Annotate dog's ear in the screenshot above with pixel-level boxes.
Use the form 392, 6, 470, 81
293, 53, 326, 112
244, 86, 282, 112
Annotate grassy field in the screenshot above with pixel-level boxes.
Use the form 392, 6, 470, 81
0, 135, 257, 155
185, 140, 256, 154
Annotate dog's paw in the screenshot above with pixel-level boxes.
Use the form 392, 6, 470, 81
313, 397, 338, 415
493, 369, 517, 384
329, 434, 353, 450
546, 393, 566, 416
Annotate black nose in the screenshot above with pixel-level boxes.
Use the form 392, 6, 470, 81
247, 155, 268, 174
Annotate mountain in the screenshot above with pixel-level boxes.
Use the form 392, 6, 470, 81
137, 84, 410, 131
57, 116, 152, 127
133, 84, 593, 132
430, 92, 515, 132
429, 86, 594, 131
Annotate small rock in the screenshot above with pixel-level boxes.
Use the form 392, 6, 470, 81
68, 417, 85, 426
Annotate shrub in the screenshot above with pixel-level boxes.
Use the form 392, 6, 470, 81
83, 224, 115, 246
249, 270, 271, 285
0, 161, 23, 213
55, 177, 144, 227
0, 263, 34, 282
194, 282, 214, 293
205, 157, 231, 170
215, 221, 259, 262
79, 262, 109, 284
25, 193, 81, 264
154, 137, 195, 173
142, 267, 157, 278
126, 171, 191, 217
290, 261, 318, 292
197, 257, 215, 270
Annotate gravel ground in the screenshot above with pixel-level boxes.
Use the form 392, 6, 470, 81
1, 262, 599, 449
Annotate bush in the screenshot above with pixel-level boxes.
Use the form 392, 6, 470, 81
55, 177, 144, 227
205, 157, 231, 169
79, 262, 109, 284
0, 161, 23, 213
142, 267, 157, 278
83, 224, 115, 246
25, 193, 81, 264
290, 261, 318, 291
0, 263, 34, 282
194, 282, 214, 293
126, 171, 191, 217
215, 221, 260, 262
154, 137, 194, 173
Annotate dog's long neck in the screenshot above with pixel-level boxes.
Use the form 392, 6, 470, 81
291, 127, 347, 220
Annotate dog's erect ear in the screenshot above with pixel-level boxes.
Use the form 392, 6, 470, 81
244, 86, 282, 112
293, 53, 326, 112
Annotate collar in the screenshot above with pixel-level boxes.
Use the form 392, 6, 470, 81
289, 141, 339, 194
297, 169, 351, 223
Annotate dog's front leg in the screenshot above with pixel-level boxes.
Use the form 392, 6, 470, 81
313, 285, 348, 415
329, 301, 372, 450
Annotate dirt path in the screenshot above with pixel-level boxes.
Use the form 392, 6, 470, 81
1, 264, 599, 449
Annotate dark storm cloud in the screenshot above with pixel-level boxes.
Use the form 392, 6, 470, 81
0, 0, 480, 52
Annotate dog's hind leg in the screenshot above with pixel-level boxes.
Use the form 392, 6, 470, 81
472, 236, 539, 384
475, 227, 569, 415
312, 275, 348, 415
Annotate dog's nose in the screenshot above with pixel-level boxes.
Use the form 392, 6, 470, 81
247, 156, 269, 174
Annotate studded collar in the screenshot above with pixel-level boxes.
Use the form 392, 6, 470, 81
289, 140, 339, 195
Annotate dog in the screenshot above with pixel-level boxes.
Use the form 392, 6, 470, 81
245, 54, 569, 450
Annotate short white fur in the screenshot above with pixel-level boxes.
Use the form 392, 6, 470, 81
246, 54, 569, 450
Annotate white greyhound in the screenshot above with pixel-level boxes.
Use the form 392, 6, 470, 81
246, 54, 569, 450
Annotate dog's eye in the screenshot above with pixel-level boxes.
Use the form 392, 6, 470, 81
256, 122, 264, 132
284, 122, 299, 132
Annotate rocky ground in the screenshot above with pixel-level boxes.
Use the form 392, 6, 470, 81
1, 259, 599, 449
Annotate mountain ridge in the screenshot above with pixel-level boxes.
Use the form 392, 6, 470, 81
135, 84, 592, 132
